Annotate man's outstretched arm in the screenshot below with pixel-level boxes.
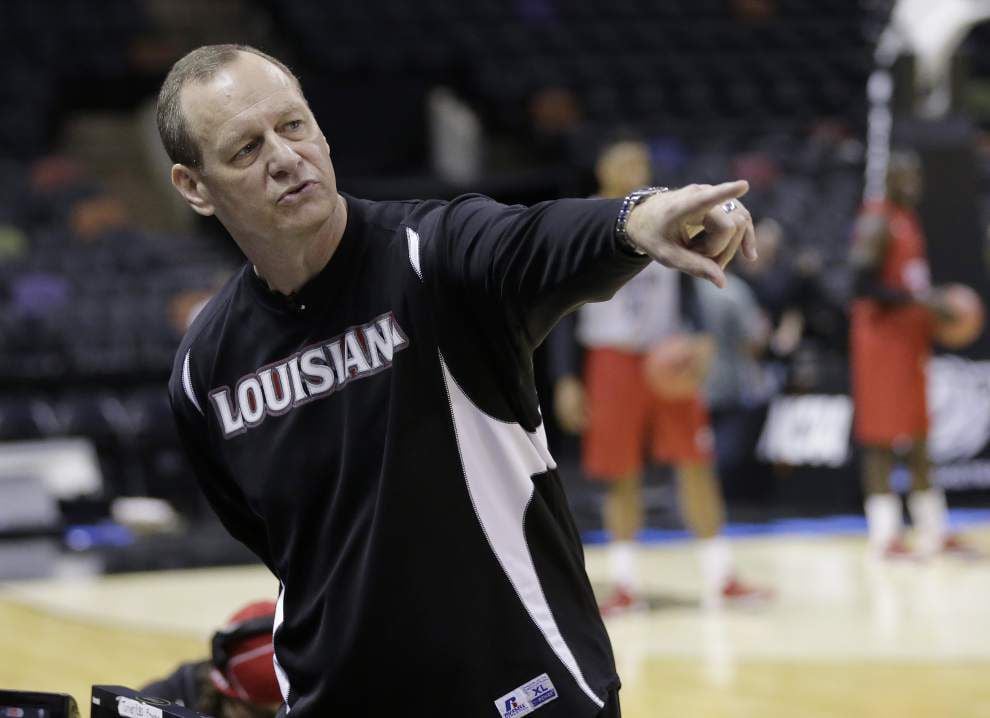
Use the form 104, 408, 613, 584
424, 181, 755, 347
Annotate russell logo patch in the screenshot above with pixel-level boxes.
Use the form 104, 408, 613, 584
494, 674, 558, 717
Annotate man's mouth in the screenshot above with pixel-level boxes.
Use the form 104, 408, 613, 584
278, 180, 317, 205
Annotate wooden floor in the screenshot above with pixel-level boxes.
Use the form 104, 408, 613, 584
3, 527, 990, 717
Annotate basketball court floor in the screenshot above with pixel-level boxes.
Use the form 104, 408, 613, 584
2, 522, 990, 717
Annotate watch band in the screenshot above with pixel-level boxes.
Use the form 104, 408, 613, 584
615, 186, 668, 256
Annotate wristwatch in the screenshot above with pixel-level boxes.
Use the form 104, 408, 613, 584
615, 186, 668, 256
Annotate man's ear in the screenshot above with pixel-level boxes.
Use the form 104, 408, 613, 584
171, 164, 215, 217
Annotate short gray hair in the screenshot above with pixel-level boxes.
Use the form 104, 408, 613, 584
156, 44, 301, 168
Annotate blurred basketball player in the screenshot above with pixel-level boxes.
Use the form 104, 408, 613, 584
552, 141, 771, 611
850, 151, 974, 558
141, 601, 282, 718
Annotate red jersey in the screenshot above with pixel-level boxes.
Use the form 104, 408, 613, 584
850, 201, 934, 444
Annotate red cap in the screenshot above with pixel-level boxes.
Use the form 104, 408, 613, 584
209, 600, 282, 705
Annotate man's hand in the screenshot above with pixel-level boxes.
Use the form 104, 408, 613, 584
554, 375, 588, 434
919, 286, 959, 322
625, 181, 757, 288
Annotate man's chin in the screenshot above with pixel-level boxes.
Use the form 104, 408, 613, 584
275, 204, 333, 235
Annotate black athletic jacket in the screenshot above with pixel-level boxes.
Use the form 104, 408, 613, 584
169, 193, 649, 717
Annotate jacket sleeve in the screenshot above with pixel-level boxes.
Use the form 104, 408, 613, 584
168, 358, 276, 574
423, 194, 651, 348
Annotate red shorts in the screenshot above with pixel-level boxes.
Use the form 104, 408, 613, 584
582, 347, 713, 479
851, 302, 931, 446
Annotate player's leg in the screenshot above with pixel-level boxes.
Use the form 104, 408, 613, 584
656, 395, 770, 606
656, 398, 728, 599
603, 469, 644, 594
850, 308, 925, 557
675, 461, 723, 539
860, 444, 907, 557
903, 438, 943, 555
582, 348, 650, 610
905, 439, 976, 557
675, 461, 729, 603
674, 461, 771, 605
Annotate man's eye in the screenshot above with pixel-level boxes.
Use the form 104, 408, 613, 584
235, 141, 257, 159
285, 120, 303, 132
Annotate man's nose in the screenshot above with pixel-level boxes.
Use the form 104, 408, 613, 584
266, 134, 300, 178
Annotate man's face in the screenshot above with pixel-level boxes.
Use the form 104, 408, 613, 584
177, 52, 338, 241
888, 160, 923, 207
597, 142, 651, 198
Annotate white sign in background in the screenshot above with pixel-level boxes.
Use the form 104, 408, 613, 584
757, 357, 990, 484
926, 356, 990, 463
757, 395, 854, 468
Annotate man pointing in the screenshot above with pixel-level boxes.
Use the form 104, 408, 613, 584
161, 44, 755, 717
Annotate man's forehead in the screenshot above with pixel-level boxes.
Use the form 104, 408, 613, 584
181, 53, 305, 141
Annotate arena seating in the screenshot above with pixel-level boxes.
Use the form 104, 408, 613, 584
0, 158, 230, 515
267, 0, 870, 138
0, 0, 871, 527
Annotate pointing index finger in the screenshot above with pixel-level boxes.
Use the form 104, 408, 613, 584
677, 180, 750, 216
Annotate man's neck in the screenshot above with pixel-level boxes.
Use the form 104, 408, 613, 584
252, 194, 348, 296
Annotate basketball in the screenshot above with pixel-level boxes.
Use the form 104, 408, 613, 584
643, 334, 714, 399
934, 283, 985, 349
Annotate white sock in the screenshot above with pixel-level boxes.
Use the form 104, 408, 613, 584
864, 493, 902, 554
699, 537, 733, 599
908, 489, 948, 556
609, 541, 638, 592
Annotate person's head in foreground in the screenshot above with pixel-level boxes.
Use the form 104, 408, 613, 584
595, 138, 652, 199
205, 600, 282, 718
886, 149, 922, 208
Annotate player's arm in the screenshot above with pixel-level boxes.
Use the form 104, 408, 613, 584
850, 213, 913, 306
546, 312, 581, 384
736, 280, 772, 356
545, 313, 587, 434
851, 215, 954, 318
